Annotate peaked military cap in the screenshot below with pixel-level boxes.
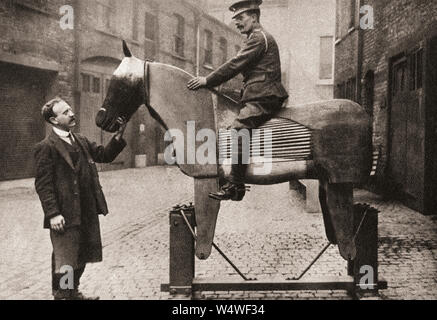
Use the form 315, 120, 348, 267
229, 0, 263, 19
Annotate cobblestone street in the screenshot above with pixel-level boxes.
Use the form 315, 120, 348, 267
0, 167, 436, 300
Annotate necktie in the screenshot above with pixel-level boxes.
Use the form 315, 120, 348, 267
67, 133, 75, 146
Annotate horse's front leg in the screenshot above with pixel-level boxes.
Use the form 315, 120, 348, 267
194, 178, 221, 260
319, 181, 356, 261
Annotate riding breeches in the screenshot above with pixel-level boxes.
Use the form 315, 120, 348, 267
228, 98, 285, 185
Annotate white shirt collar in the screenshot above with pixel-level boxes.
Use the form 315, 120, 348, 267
53, 127, 72, 138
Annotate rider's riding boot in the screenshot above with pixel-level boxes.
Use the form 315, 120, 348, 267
209, 128, 251, 201
209, 181, 246, 201
209, 163, 248, 201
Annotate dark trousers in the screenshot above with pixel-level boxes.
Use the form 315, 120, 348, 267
228, 98, 284, 185
52, 253, 85, 299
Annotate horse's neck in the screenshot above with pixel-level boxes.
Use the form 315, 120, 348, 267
213, 93, 241, 130
148, 63, 218, 134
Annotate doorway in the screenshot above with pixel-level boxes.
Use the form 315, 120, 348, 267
388, 48, 425, 212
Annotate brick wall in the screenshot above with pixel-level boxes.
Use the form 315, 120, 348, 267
0, 0, 247, 176
335, 0, 437, 164
334, 0, 437, 213
0, 0, 76, 107
0, 0, 77, 180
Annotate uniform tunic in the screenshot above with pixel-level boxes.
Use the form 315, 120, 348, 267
206, 27, 288, 129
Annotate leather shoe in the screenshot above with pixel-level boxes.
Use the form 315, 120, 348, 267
209, 182, 247, 201
71, 291, 100, 300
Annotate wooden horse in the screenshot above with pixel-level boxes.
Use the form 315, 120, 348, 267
96, 41, 373, 262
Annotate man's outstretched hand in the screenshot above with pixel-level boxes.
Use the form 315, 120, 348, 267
187, 77, 207, 90
114, 117, 127, 141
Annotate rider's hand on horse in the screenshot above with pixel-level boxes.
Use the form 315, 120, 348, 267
187, 77, 207, 90
50, 215, 65, 233
114, 117, 127, 141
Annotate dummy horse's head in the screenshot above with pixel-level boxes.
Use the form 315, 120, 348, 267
96, 41, 145, 133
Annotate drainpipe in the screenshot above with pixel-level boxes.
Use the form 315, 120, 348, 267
195, 15, 201, 76
73, 0, 81, 130
356, 0, 364, 105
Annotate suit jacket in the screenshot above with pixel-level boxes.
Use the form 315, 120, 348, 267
206, 27, 288, 103
34, 130, 126, 229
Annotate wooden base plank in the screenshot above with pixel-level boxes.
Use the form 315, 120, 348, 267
192, 277, 355, 291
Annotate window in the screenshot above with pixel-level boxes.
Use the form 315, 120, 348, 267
204, 30, 213, 65
219, 38, 228, 64
174, 14, 185, 57
335, 0, 341, 39
409, 48, 423, 91
338, 78, 356, 101
82, 74, 91, 92
82, 74, 101, 94
145, 12, 157, 41
144, 12, 157, 59
349, 0, 356, 29
364, 70, 375, 117
132, 3, 139, 41
96, 0, 115, 32
105, 79, 111, 95
93, 77, 101, 94
349, 78, 356, 101
392, 57, 407, 96
319, 36, 333, 80
14, 0, 48, 12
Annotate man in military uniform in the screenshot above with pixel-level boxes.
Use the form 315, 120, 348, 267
188, 0, 288, 201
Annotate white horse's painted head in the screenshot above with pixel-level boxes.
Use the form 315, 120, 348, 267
96, 41, 145, 133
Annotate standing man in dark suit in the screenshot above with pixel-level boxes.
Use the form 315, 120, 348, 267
188, 0, 288, 201
34, 97, 127, 300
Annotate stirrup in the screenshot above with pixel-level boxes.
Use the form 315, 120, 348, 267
208, 183, 248, 202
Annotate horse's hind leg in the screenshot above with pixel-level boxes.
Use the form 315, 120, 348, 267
319, 181, 356, 261
319, 184, 337, 245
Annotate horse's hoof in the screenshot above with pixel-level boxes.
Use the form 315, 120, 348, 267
338, 240, 357, 261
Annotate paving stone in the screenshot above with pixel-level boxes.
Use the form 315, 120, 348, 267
0, 168, 436, 300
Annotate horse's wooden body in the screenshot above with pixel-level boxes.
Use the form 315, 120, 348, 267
145, 63, 372, 261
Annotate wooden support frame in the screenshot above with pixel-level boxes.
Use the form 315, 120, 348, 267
161, 205, 387, 299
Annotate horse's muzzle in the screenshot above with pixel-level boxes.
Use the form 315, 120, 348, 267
95, 108, 106, 128
96, 108, 118, 132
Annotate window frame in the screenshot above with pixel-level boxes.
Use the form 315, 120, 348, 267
96, 0, 115, 33
319, 36, 334, 80
145, 11, 157, 41
349, 0, 357, 30
219, 37, 228, 64
173, 13, 185, 57
204, 29, 213, 66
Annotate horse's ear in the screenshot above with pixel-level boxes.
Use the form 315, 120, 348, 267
122, 40, 132, 57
